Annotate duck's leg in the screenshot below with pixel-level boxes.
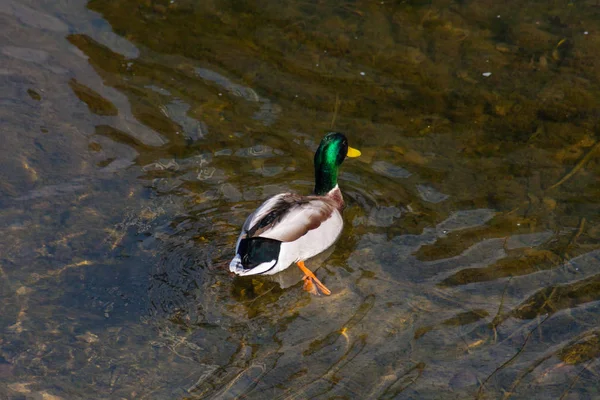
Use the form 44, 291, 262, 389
296, 261, 331, 296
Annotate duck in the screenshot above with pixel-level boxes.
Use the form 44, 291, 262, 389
229, 132, 361, 295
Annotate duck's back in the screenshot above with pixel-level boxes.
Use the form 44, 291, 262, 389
229, 189, 344, 275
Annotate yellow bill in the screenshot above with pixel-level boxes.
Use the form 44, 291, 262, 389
347, 146, 361, 158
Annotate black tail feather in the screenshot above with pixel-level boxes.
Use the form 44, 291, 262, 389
238, 237, 281, 272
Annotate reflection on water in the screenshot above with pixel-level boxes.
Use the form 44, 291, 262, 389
2, 0, 600, 399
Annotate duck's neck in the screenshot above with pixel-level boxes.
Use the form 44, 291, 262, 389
314, 162, 339, 195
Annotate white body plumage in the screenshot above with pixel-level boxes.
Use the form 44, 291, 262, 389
229, 186, 344, 276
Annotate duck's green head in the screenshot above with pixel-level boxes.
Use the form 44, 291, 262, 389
314, 132, 361, 195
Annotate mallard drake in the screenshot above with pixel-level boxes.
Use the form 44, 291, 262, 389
229, 132, 361, 295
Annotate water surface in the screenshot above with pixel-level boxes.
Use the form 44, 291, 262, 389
2, 0, 600, 398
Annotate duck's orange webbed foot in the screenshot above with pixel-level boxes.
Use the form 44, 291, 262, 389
296, 261, 331, 296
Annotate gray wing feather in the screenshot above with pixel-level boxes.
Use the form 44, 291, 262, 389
243, 194, 336, 243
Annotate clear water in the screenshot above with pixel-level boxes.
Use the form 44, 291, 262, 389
2, 0, 600, 398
